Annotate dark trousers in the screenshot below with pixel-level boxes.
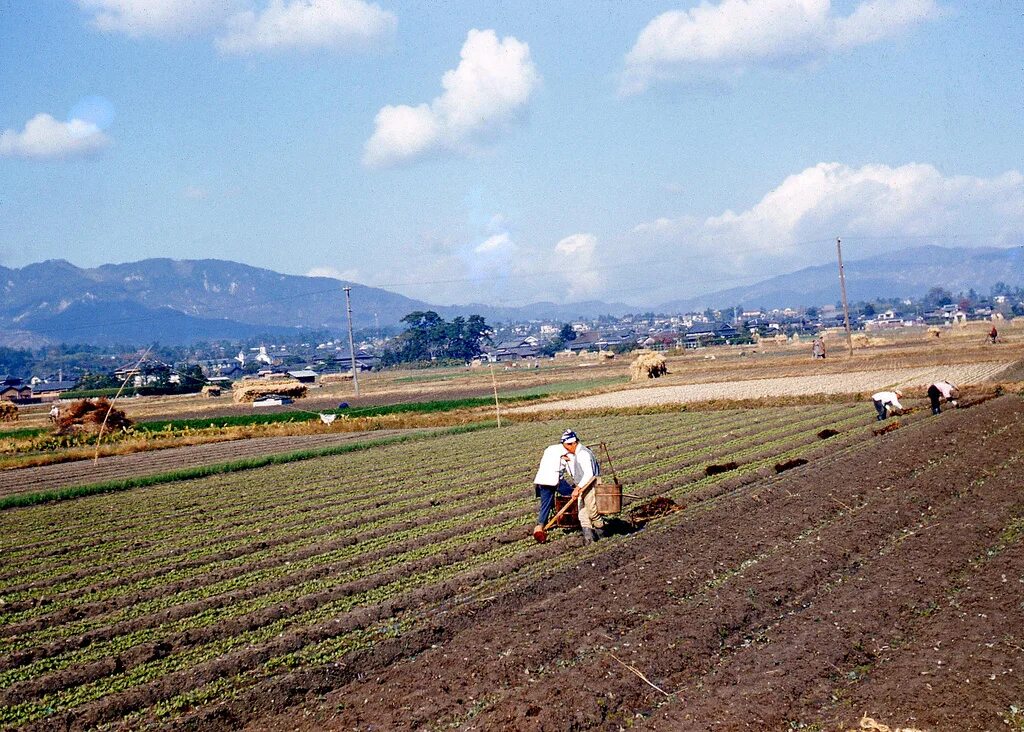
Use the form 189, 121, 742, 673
873, 399, 888, 421
536, 481, 573, 525
927, 384, 942, 414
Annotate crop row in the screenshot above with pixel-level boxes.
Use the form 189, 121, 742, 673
0, 408, 810, 654
1, 408, 832, 621
2, 408, 777, 583
0, 406, 885, 728
1, 407, 850, 640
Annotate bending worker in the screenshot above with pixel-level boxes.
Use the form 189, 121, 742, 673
871, 389, 904, 421
532, 432, 576, 541
927, 380, 959, 414
561, 430, 605, 545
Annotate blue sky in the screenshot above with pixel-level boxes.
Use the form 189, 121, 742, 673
1, 0, 1022, 307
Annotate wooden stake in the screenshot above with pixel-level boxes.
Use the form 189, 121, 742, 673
489, 363, 501, 428
94, 345, 151, 464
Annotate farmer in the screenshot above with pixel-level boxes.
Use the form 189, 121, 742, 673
561, 429, 605, 545
531, 432, 576, 541
989, 325, 999, 344
812, 337, 826, 359
927, 380, 959, 415
48, 403, 60, 423
871, 390, 904, 421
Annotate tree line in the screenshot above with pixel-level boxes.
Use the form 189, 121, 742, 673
382, 311, 491, 365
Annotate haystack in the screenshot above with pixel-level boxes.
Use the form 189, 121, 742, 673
0, 402, 17, 422
201, 384, 222, 397
232, 379, 307, 404
55, 398, 132, 435
629, 351, 668, 381
319, 373, 354, 386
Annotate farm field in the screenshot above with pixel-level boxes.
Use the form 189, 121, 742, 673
0, 429, 416, 499
517, 361, 1016, 412
2, 396, 1022, 730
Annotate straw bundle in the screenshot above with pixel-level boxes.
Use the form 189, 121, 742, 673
232, 379, 307, 403
629, 351, 668, 381
0, 402, 17, 422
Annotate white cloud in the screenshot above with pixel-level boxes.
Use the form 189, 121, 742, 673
216, 0, 396, 54
0, 113, 111, 160
183, 185, 209, 199
474, 232, 512, 254
622, 0, 938, 93
630, 162, 1024, 298
554, 233, 601, 299
363, 28, 540, 168
75, 0, 240, 37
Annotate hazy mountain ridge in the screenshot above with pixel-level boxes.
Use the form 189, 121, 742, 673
659, 245, 1024, 311
2, 246, 1019, 346
0, 259, 632, 346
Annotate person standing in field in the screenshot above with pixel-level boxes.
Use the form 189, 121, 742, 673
560, 429, 605, 545
812, 338, 826, 359
927, 380, 959, 414
871, 390, 904, 421
531, 432, 576, 542
989, 325, 999, 344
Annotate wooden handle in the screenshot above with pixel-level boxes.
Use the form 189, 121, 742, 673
543, 476, 597, 531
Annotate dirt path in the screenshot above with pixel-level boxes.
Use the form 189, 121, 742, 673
243, 397, 1024, 732
0, 429, 415, 497
515, 361, 1014, 412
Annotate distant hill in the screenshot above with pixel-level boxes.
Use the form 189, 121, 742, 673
660, 245, 1024, 311
0, 258, 631, 346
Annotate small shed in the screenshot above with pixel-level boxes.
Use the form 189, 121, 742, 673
287, 369, 319, 384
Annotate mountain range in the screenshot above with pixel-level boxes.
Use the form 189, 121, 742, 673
1, 245, 1020, 347
0, 258, 632, 347
659, 245, 1024, 312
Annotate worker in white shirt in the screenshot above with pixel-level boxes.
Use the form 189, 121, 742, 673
561, 430, 605, 545
927, 380, 959, 414
532, 433, 576, 541
871, 390, 904, 421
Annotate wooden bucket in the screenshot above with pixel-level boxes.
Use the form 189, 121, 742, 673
553, 494, 579, 528
595, 478, 622, 515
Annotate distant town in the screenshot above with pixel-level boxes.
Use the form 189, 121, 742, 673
2, 284, 1021, 405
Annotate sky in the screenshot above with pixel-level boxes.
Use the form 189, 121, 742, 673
1, 0, 1022, 308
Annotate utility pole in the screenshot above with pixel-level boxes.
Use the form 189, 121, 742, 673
836, 237, 854, 358
343, 287, 359, 397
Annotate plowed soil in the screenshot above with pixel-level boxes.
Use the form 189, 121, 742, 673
243, 397, 1024, 732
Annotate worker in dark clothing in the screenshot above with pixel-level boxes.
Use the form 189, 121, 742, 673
927, 380, 959, 414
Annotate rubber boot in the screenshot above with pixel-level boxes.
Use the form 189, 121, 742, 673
592, 524, 606, 540
581, 527, 596, 546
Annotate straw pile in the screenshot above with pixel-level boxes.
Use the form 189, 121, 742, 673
56, 398, 132, 435
200, 385, 222, 397
0, 402, 17, 422
320, 373, 354, 386
232, 379, 308, 403
629, 351, 668, 381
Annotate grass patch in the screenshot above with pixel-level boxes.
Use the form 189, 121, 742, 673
0, 426, 48, 439
0, 422, 497, 511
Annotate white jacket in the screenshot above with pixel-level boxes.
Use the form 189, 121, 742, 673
872, 391, 903, 410
932, 381, 957, 399
533, 443, 569, 486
